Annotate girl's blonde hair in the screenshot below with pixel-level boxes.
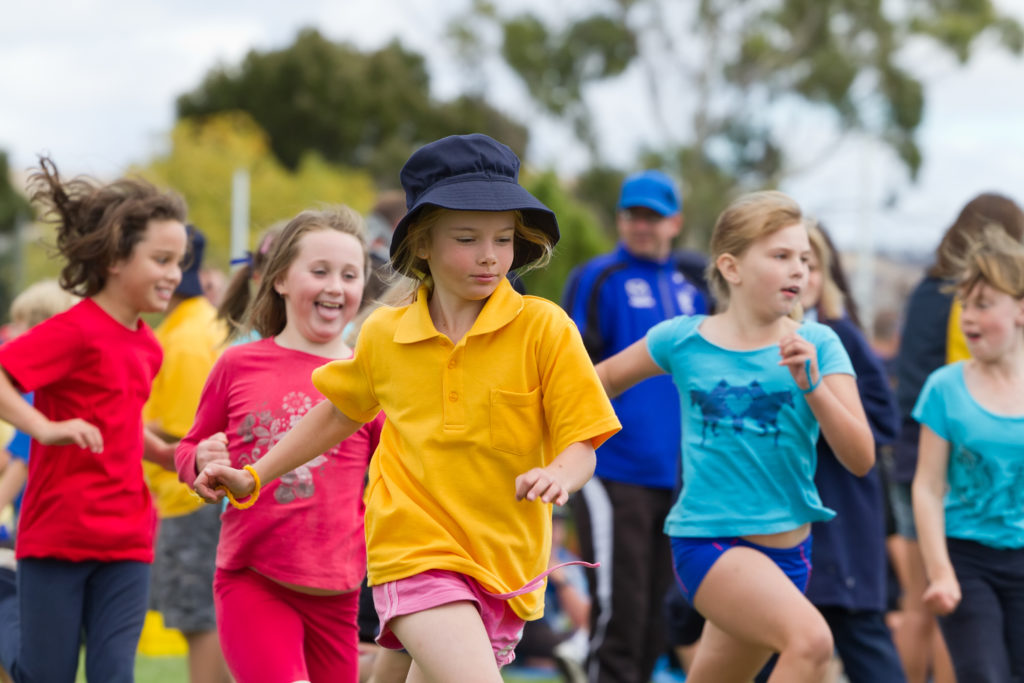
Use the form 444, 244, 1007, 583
805, 222, 845, 321
389, 206, 554, 293
931, 193, 1024, 280
244, 206, 368, 339
956, 224, 1024, 300
706, 190, 804, 307
10, 279, 80, 329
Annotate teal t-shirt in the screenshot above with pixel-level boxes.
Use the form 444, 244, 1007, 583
647, 315, 854, 537
912, 362, 1024, 549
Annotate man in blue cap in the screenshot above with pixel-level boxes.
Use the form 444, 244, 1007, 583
562, 171, 707, 683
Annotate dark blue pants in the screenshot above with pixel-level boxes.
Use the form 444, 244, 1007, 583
818, 607, 906, 683
754, 607, 905, 683
0, 558, 150, 683
940, 538, 1024, 683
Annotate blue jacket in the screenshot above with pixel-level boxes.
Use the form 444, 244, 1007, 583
806, 315, 899, 611
562, 244, 707, 489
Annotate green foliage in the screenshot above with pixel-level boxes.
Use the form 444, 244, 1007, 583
499, 14, 636, 153
0, 151, 35, 316
0, 152, 32, 235
176, 28, 528, 187
519, 171, 613, 302
139, 112, 376, 270
453, 0, 1023, 248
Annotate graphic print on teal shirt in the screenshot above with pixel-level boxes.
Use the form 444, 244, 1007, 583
912, 361, 1024, 549
690, 379, 794, 446
646, 314, 854, 537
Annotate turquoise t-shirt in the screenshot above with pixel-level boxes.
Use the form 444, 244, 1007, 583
647, 315, 854, 537
912, 362, 1024, 549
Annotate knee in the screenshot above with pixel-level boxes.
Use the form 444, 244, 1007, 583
785, 625, 833, 667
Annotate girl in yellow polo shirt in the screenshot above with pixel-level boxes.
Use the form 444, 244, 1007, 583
195, 134, 621, 681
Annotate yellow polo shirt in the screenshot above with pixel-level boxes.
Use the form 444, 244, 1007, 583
946, 300, 970, 364
312, 278, 620, 620
143, 296, 227, 518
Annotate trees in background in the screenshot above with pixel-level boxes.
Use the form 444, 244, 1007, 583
138, 111, 377, 268
176, 28, 529, 189
0, 152, 34, 317
6, 3, 1024, 305
451, 0, 1023, 246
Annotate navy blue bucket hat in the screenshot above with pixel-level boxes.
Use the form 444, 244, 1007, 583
390, 134, 560, 271
176, 224, 206, 298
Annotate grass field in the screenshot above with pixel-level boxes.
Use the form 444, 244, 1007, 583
72, 655, 563, 682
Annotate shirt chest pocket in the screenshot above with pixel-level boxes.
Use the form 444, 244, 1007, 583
490, 388, 544, 457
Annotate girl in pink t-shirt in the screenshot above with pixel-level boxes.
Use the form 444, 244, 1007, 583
175, 207, 383, 683
0, 157, 187, 682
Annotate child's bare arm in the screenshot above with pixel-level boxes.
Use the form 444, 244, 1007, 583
0, 365, 102, 453
142, 428, 176, 468
0, 458, 27, 512
194, 400, 362, 502
912, 425, 961, 615
515, 440, 596, 506
778, 334, 874, 476
595, 339, 665, 399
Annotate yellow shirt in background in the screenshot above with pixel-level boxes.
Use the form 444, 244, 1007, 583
313, 278, 620, 620
143, 297, 227, 518
946, 300, 970, 364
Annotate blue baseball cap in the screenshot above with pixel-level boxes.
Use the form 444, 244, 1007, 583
617, 170, 681, 217
390, 134, 559, 271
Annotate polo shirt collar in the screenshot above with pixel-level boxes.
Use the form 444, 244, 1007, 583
393, 277, 524, 344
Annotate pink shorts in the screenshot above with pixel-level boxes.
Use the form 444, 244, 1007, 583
373, 569, 526, 667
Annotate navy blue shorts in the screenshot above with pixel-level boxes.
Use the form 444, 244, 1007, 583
671, 534, 813, 604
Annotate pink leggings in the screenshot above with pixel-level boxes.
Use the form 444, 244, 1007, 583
214, 568, 359, 683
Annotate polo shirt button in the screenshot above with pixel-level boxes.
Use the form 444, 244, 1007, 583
448, 392, 458, 402
448, 359, 457, 368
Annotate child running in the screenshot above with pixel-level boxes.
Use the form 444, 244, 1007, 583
175, 207, 383, 683
594, 191, 874, 682
0, 157, 188, 682
911, 225, 1024, 682
193, 133, 620, 682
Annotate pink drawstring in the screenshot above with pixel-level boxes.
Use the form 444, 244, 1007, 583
483, 560, 599, 599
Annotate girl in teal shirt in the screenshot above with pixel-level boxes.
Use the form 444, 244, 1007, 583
912, 225, 1024, 682
596, 191, 874, 682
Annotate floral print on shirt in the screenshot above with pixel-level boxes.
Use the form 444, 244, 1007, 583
235, 391, 335, 504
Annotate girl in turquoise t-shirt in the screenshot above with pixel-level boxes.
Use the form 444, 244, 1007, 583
595, 191, 874, 682
911, 226, 1024, 682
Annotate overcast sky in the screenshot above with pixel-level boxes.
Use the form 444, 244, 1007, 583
2, 0, 1023, 257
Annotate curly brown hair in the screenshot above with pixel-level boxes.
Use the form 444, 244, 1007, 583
27, 157, 187, 297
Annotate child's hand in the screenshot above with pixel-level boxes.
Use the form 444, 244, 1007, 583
778, 332, 819, 392
515, 467, 570, 506
195, 432, 230, 473
922, 576, 961, 615
38, 418, 103, 453
193, 463, 254, 504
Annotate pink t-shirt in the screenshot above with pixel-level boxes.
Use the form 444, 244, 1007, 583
0, 298, 161, 562
176, 338, 382, 591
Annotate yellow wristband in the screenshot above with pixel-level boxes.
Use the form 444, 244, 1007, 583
222, 464, 261, 510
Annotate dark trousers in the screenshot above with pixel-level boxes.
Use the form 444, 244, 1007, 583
939, 538, 1024, 683
819, 607, 906, 683
0, 558, 150, 683
754, 607, 905, 683
571, 478, 674, 683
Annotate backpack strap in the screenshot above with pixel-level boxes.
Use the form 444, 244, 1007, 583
579, 262, 628, 362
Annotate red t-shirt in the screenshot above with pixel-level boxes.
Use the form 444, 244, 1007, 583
176, 338, 383, 591
0, 298, 162, 562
